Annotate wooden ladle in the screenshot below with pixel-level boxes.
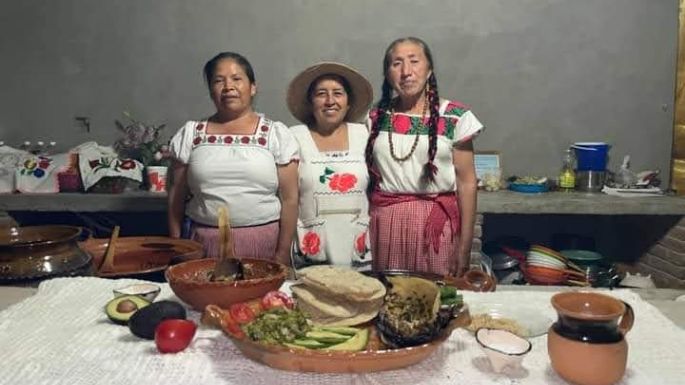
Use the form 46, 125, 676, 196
211, 206, 242, 281
98, 225, 120, 273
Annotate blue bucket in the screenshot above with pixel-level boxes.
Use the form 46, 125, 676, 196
572, 142, 610, 171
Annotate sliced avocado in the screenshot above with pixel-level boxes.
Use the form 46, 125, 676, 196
305, 330, 352, 344
105, 295, 150, 325
290, 338, 330, 349
128, 300, 186, 339
315, 326, 360, 336
324, 328, 369, 352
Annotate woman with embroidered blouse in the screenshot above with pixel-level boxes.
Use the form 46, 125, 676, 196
168, 52, 299, 265
286, 62, 374, 270
366, 37, 484, 277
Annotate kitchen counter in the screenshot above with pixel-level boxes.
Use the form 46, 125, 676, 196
2, 190, 685, 215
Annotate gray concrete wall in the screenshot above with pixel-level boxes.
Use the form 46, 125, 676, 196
0, 0, 678, 184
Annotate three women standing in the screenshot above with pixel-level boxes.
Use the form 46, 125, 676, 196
366, 37, 484, 276
168, 52, 299, 265
287, 63, 374, 270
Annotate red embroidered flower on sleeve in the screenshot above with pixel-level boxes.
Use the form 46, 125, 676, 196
208, 135, 217, 143
328, 173, 358, 193
193, 137, 202, 145
301, 231, 321, 255
260, 125, 269, 132
224, 136, 233, 144
196, 123, 204, 131
355, 232, 367, 255
257, 137, 267, 146
241, 136, 250, 144
393, 115, 412, 134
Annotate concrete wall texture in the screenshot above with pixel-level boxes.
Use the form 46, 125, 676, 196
0, 0, 678, 184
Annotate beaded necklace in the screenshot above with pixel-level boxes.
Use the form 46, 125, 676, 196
387, 94, 429, 162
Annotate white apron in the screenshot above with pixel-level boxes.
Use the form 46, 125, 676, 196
291, 123, 371, 270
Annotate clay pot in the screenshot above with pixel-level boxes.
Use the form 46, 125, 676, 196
0, 225, 92, 281
547, 291, 634, 385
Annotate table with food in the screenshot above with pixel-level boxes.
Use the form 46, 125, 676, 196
1, 256, 684, 385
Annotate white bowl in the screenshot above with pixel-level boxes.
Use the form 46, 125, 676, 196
113, 283, 161, 302
476, 328, 532, 373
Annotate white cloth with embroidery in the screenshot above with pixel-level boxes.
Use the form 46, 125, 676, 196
368, 99, 484, 194
76, 142, 143, 190
291, 123, 371, 269
14, 153, 70, 193
1, 277, 684, 385
0, 145, 29, 193
169, 116, 299, 227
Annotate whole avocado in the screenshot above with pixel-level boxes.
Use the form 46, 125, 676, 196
128, 300, 187, 339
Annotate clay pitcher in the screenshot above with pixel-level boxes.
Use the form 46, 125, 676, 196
547, 292, 634, 385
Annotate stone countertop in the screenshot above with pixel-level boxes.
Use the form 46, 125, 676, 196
2, 191, 685, 215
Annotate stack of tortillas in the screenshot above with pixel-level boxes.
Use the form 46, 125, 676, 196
292, 265, 387, 326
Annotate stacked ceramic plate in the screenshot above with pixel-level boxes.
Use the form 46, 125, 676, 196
523, 245, 588, 286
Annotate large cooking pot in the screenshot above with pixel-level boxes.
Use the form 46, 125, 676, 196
0, 225, 92, 281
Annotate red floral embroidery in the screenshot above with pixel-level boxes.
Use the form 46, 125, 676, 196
260, 125, 269, 132
393, 115, 412, 134
89, 160, 100, 169
241, 136, 250, 144
208, 135, 217, 143
437, 118, 446, 135
38, 160, 50, 169
119, 159, 136, 170
193, 137, 202, 145
329, 173, 357, 193
224, 136, 233, 144
257, 137, 267, 146
355, 232, 367, 255
301, 231, 321, 255
196, 123, 204, 131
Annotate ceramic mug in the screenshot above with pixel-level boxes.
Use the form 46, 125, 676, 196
547, 291, 634, 385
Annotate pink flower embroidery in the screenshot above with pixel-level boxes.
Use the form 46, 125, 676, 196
257, 137, 267, 146
241, 136, 250, 144
224, 136, 233, 144
437, 118, 446, 135
260, 125, 269, 132
301, 232, 321, 255
196, 123, 204, 131
329, 173, 357, 193
393, 115, 412, 134
208, 135, 217, 143
193, 137, 202, 145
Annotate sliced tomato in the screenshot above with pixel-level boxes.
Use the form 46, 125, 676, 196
222, 317, 245, 339
245, 298, 264, 315
261, 290, 294, 310
229, 302, 256, 324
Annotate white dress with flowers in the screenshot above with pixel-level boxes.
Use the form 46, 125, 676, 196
291, 123, 371, 271
169, 115, 299, 227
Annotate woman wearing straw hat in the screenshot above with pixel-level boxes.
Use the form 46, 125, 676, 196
287, 62, 374, 270
168, 52, 299, 265
365, 37, 484, 276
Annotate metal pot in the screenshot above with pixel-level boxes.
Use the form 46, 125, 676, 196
0, 225, 92, 281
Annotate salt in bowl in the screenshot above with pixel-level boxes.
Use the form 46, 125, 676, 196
476, 328, 532, 373
113, 283, 161, 302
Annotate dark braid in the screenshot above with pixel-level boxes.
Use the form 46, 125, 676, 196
365, 80, 393, 192
424, 73, 440, 182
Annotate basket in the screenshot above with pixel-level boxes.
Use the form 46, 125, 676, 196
88, 177, 140, 194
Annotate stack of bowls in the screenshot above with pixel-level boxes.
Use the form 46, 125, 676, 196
559, 250, 618, 287
523, 245, 587, 286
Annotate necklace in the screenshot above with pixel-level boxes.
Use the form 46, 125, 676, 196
388, 95, 429, 162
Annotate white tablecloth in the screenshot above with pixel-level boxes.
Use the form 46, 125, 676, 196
0, 277, 683, 385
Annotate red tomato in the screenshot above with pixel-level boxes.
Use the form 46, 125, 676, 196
261, 291, 294, 310
229, 302, 256, 324
222, 317, 246, 339
245, 299, 264, 315
155, 319, 197, 354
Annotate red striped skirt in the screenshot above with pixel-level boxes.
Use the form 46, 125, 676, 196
370, 200, 459, 275
190, 220, 279, 260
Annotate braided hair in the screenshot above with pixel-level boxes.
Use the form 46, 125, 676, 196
365, 37, 441, 191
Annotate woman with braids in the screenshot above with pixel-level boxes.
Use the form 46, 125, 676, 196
365, 37, 484, 277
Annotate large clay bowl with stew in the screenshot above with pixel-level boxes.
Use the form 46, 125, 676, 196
0, 225, 92, 281
79, 236, 204, 278
165, 258, 287, 310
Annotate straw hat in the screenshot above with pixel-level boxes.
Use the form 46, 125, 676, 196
287, 62, 373, 124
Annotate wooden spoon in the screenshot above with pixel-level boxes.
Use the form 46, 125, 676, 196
98, 225, 120, 273
211, 206, 242, 281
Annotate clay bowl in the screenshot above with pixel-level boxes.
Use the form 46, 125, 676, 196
79, 236, 204, 278
522, 264, 567, 285
165, 258, 287, 310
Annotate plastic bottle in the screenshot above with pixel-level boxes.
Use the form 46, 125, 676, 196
559, 149, 576, 192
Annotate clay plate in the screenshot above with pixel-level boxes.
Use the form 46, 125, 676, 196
79, 236, 204, 278
225, 309, 470, 373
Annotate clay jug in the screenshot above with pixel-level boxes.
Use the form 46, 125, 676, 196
547, 291, 634, 385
